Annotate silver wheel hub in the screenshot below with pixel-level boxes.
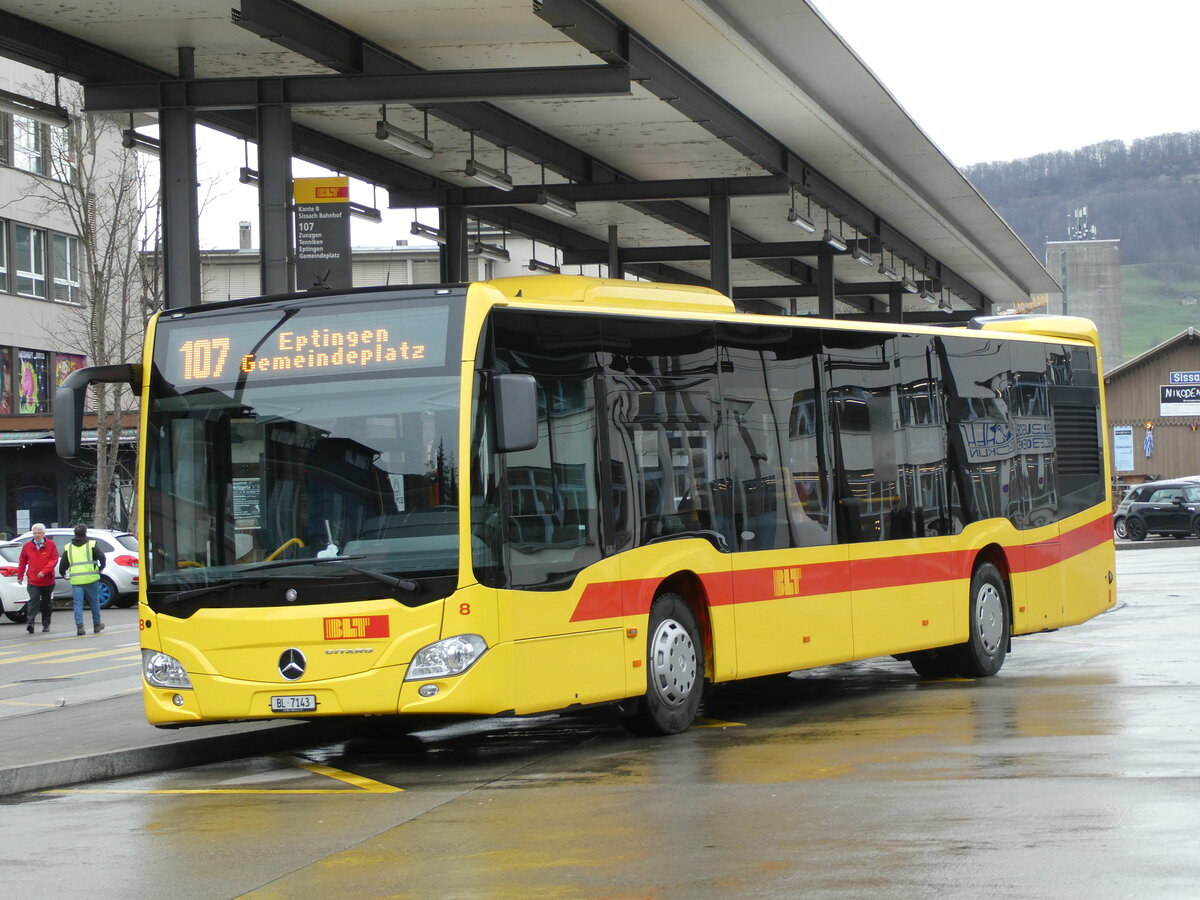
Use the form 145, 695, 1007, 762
648, 617, 697, 708
975, 583, 1004, 653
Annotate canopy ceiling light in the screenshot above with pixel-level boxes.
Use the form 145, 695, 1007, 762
349, 201, 382, 223
238, 166, 259, 185
878, 249, 900, 282
121, 129, 160, 157
410, 221, 446, 244
0, 86, 69, 128
900, 263, 919, 294
849, 227, 872, 267
375, 106, 434, 159
787, 186, 816, 233
465, 134, 514, 191
820, 210, 847, 252
537, 189, 577, 218
528, 257, 561, 273
466, 159, 513, 191
470, 240, 510, 263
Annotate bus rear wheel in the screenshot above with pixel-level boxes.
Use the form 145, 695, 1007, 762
622, 592, 704, 736
957, 562, 1009, 677
908, 561, 1009, 679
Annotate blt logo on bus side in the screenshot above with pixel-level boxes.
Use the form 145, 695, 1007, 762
773, 567, 802, 598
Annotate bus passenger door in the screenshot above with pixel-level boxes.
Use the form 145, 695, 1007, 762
827, 332, 956, 659
719, 326, 852, 680
486, 312, 628, 716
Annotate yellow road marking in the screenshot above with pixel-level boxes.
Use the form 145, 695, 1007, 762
0, 645, 136, 666
0, 697, 65, 709
34, 649, 137, 664
48, 755, 403, 794
694, 716, 745, 728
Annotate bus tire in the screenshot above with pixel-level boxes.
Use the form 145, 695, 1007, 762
956, 562, 1009, 678
623, 592, 704, 736
908, 648, 958, 679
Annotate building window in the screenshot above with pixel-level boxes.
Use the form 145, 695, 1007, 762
0, 114, 10, 167
51, 233, 81, 302
12, 116, 47, 177
0, 220, 8, 293
14, 224, 46, 298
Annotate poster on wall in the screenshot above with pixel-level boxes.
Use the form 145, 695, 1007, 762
55, 352, 85, 386
0, 347, 11, 414
17, 349, 49, 415
1113, 425, 1134, 472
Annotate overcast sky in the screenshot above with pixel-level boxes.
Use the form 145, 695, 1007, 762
197, 0, 1200, 248
812, 0, 1200, 166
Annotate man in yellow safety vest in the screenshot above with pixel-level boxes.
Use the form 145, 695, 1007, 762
58, 524, 106, 636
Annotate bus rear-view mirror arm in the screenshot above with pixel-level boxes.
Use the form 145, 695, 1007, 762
493, 373, 538, 453
55, 363, 143, 459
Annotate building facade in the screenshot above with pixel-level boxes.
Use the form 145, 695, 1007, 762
1045, 239, 1122, 371
0, 60, 135, 535
1105, 328, 1200, 486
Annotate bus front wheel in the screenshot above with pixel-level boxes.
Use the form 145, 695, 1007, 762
622, 592, 704, 736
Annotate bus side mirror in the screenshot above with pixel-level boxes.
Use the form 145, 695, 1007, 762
493, 373, 538, 453
54, 364, 143, 459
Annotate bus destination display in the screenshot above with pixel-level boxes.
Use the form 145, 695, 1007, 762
158, 304, 451, 385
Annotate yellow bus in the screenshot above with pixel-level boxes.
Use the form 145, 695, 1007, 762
56, 276, 1116, 735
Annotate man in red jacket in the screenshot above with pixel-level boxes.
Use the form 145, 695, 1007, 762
17, 523, 59, 634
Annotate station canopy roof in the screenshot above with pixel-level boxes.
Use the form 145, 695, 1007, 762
0, 0, 1059, 319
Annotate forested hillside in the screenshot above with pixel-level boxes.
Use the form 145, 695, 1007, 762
965, 132, 1200, 263
965, 132, 1200, 359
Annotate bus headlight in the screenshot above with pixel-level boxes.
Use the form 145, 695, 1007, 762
405, 634, 488, 680
142, 649, 193, 689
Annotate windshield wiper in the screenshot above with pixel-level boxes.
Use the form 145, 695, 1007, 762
243, 555, 365, 572
164, 573, 335, 604
245, 555, 419, 593
344, 565, 419, 594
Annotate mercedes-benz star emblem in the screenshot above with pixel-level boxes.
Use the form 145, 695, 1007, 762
278, 648, 306, 681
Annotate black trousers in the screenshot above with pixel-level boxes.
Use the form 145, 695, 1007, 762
26, 583, 54, 626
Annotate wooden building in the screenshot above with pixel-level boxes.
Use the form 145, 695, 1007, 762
1105, 327, 1200, 485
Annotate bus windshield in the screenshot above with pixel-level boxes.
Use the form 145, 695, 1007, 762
142, 291, 464, 610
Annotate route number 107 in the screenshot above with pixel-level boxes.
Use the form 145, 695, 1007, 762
179, 338, 231, 381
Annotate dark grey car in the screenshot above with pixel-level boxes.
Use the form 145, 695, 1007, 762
1115, 480, 1200, 541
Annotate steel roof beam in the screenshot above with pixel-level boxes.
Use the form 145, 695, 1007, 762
83, 64, 631, 112
564, 238, 870, 266
235, 0, 814, 294
389, 175, 786, 209
0, 9, 699, 283
534, 0, 987, 311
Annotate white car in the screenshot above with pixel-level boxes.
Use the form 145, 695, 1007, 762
0, 541, 30, 622
13, 528, 141, 609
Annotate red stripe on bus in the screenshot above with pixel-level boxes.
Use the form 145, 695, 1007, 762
567, 516, 1112, 621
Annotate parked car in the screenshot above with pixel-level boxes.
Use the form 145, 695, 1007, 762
1114, 479, 1200, 541
13, 528, 140, 608
0, 541, 29, 622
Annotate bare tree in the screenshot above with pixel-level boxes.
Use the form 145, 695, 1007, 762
29, 85, 161, 529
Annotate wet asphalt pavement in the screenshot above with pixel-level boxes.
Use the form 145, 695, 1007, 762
1, 542, 1198, 898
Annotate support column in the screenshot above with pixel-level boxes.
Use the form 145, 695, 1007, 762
257, 98, 294, 296
709, 193, 732, 297
607, 224, 623, 279
817, 246, 836, 318
888, 285, 903, 322
440, 203, 468, 283
160, 47, 200, 309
